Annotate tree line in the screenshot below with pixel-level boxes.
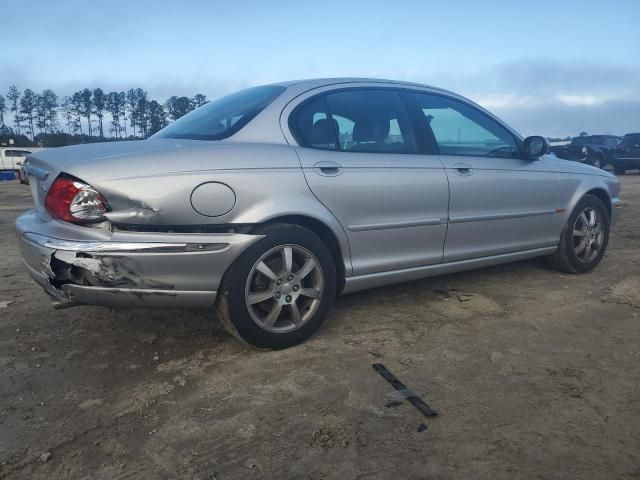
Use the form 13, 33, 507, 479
0, 85, 208, 147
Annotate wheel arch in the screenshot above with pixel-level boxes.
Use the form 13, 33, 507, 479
254, 214, 348, 293
584, 187, 612, 219
556, 174, 617, 242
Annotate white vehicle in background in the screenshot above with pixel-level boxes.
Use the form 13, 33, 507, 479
0, 147, 46, 184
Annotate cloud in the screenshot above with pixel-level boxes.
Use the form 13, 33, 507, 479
2, 57, 638, 138
488, 98, 640, 138
487, 59, 640, 98
418, 59, 640, 137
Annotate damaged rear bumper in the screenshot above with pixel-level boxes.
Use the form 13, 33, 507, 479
15, 210, 262, 309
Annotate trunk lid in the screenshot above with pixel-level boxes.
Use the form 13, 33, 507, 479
23, 139, 215, 218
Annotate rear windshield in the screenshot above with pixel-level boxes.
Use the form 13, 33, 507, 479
152, 85, 286, 141
623, 134, 640, 144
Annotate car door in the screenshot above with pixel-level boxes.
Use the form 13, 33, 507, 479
287, 87, 449, 275
604, 136, 618, 163
408, 90, 560, 263
620, 134, 640, 161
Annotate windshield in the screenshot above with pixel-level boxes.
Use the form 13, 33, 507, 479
152, 85, 286, 141
623, 134, 640, 144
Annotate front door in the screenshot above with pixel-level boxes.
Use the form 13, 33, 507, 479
410, 91, 560, 263
289, 87, 449, 275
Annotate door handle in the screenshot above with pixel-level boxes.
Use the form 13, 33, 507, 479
453, 163, 473, 176
313, 161, 343, 177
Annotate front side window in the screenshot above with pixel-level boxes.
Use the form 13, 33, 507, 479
290, 89, 417, 154
153, 85, 285, 141
411, 92, 519, 158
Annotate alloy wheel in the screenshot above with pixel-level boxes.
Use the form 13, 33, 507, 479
245, 244, 324, 333
572, 207, 604, 263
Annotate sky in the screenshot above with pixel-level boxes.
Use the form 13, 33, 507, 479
1, 0, 639, 137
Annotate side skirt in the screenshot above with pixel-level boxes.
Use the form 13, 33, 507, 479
341, 246, 557, 294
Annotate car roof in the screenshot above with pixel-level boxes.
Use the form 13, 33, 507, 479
267, 77, 459, 97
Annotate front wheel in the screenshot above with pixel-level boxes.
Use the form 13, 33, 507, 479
547, 194, 610, 274
215, 223, 336, 349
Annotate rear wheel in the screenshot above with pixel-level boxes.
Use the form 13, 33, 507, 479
547, 195, 610, 274
215, 223, 336, 349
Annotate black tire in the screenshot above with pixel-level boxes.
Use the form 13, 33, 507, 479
547, 194, 610, 274
215, 223, 336, 349
613, 165, 626, 175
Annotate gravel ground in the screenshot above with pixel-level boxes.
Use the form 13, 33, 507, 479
1, 177, 639, 480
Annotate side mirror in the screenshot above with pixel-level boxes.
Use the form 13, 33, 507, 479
523, 136, 549, 159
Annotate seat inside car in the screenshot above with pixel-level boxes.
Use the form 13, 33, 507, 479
310, 118, 339, 149
351, 117, 393, 152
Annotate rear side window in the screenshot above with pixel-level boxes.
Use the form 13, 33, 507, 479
291, 96, 337, 150
153, 85, 285, 141
411, 92, 519, 158
290, 89, 417, 154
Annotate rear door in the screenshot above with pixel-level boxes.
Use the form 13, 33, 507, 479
287, 87, 449, 275
408, 91, 560, 262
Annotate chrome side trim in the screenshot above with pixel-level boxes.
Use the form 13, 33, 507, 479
341, 246, 557, 294
348, 217, 444, 232
22, 232, 228, 253
449, 209, 556, 224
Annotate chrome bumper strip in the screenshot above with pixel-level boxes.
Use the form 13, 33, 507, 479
21, 232, 228, 253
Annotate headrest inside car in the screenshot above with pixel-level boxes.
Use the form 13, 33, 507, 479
353, 117, 390, 143
310, 118, 338, 146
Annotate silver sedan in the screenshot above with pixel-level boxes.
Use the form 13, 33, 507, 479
16, 78, 621, 348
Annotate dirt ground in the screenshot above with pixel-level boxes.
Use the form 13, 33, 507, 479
1, 177, 639, 480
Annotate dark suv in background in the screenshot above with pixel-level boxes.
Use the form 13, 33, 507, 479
551, 135, 620, 169
612, 133, 640, 175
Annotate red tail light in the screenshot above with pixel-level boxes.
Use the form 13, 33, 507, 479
45, 176, 109, 223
